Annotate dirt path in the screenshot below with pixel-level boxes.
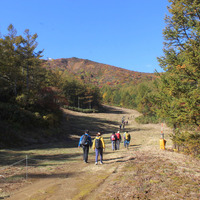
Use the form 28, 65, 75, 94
1, 105, 200, 200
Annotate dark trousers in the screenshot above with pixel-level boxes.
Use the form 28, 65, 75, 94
82, 145, 89, 162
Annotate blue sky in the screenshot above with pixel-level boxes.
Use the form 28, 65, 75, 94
0, 0, 169, 73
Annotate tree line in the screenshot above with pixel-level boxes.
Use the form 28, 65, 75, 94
1, 0, 199, 155
0, 24, 101, 147
155, 0, 200, 156
101, 0, 200, 156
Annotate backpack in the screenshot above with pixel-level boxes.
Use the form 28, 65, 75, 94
111, 134, 116, 141
116, 133, 121, 140
125, 133, 130, 141
81, 134, 89, 146
95, 137, 101, 149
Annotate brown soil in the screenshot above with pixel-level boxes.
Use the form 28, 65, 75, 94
0, 105, 199, 200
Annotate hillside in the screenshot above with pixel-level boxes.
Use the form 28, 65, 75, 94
42, 57, 156, 87
1, 106, 199, 200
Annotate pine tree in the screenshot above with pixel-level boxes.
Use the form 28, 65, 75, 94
0, 24, 24, 97
157, 0, 200, 127
19, 29, 43, 95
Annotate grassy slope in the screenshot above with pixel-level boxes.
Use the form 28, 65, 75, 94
0, 106, 199, 200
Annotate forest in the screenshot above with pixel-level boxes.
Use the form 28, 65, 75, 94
0, 0, 199, 157
0, 24, 102, 147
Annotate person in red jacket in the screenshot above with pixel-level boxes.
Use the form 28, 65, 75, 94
115, 131, 121, 150
110, 132, 117, 151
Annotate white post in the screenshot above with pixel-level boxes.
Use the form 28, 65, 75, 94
26, 155, 28, 179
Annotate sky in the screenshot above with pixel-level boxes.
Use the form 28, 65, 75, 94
0, 0, 170, 73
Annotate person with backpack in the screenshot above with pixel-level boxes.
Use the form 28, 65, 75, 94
92, 132, 105, 165
110, 132, 117, 151
115, 131, 121, 150
78, 130, 92, 163
123, 131, 131, 149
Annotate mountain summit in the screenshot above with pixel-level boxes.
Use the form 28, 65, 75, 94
43, 57, 155, 87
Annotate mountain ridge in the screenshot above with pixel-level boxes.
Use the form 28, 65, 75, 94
43, 57, 156, 87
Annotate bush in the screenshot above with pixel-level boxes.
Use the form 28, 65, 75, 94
0, 102, 45, 128
16, 94, 28, 107
43, 113, 61, 127
135, 115, 159, 124
63, 105, 98, 113
172, 131, 200, 157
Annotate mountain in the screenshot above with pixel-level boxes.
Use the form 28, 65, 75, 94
42, 57, 156, 87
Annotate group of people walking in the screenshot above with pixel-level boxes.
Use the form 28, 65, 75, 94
110, 131, 131, 150
78, 130, 131, 165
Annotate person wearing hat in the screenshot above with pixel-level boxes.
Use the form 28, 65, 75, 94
92, 132, 105, 165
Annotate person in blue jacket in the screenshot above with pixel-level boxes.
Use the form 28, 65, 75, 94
78, 130, 92, 163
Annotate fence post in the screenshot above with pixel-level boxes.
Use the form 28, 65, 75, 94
26, 155, 28, 179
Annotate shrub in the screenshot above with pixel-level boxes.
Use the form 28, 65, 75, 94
16, 94, 28, 107
135, 115, 159, 124
0, 102, 46, 128
172, 131, 200, 157
63, 105, 98, 113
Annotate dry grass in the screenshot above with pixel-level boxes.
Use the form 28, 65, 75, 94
0, 105, 200, 200
101, 150, 200, 200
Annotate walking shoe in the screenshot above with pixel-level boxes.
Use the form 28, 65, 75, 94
100, 162, 103, 165
95, 162, 98, 165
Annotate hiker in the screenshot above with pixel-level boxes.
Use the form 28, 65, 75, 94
122, 122, 125, 129
123, 131, 131, 149
78, 130, 92, 163
92, 132, 105, 165
115, 131, 121, 150
110, 132, 117, 151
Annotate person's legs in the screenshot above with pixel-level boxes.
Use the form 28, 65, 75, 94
95, 148, 99, 163
99, 148, 103, 163
116, 140, 120, 150
82, 146, 85, 160
83, 146, 89, 162
125, 140, 127, 148
111, 141, 115, 151
85, 145, 89, 162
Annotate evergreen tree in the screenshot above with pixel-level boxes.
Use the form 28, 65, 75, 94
157, 0, 200, 127
0, 24, 23, 97
19, 29, 43, 95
